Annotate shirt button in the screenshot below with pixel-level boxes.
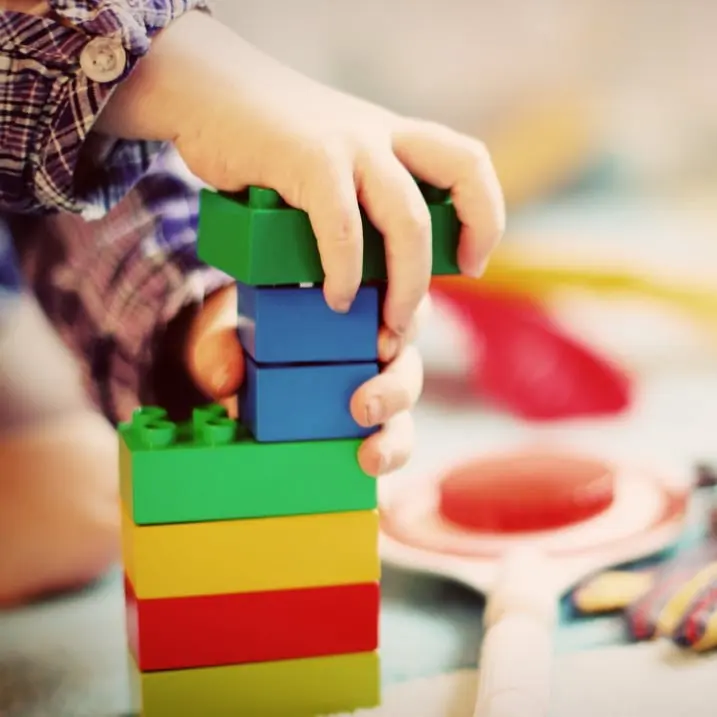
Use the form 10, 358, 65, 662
80, 36, 127, 83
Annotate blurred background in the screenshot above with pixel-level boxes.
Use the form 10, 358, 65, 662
217, 0, 717, 193
214, 0, 717, 433
215, 0, 717, 370
3, 3, 717, 715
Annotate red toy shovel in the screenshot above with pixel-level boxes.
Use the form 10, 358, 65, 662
430, 281, 632, 420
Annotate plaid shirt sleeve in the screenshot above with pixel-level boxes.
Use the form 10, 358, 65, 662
13, 146, 233, 424
0, 0, 210, 216
0, 2, 234, 423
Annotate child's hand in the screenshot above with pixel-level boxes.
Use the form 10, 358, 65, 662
183, 284, 427, 478
100, 10, 505, 341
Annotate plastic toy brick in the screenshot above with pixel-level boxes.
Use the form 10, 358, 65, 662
197, 184, 460, 285
119, 405, 376, 525
240, 355, 378, 442
237, 282, 379, 364
121, 504, 380, 599
128, 649, 380, 717
125, 574, 379, 671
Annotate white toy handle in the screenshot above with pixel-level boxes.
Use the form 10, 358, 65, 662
472, 548, 558, 717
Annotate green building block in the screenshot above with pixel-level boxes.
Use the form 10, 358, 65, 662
197, 183, 460, 285
119, 405, 376, 526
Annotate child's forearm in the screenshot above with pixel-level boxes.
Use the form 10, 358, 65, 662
96, 11, 273, 142
94, 10, 354, 187
93, 5, 505, 325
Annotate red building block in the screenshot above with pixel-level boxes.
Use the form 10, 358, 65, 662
125, 575, 380, 671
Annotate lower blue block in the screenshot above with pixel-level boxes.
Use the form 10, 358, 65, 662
237, 283, 379, 364
240, 355, 379, 442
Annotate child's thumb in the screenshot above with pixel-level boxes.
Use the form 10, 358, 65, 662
189, 327, 245, 399
185, 285, 245, 400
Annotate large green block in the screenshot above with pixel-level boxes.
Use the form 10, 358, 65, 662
197, 185, 460, 285
119, 405, 376, 526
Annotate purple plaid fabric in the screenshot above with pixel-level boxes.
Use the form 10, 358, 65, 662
0, 0, 208, 213
0, 1, 232, 423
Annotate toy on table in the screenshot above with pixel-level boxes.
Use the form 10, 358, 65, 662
574, 541, 717, 653
573, 470, 717, 655
430, 282, 632, 420
430, 247, 717, 420
119, 183, 463, 717
473, 246, 717, 326
379, 448, 690, 717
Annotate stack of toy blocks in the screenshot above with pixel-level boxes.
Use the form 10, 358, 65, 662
120, 184, 460, 716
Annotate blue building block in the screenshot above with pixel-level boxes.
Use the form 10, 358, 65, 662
240, 355, 379, 442
237, 283, 379, 365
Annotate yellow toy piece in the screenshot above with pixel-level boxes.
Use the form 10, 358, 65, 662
128, 649, 380, 717
436, 245, 717, 331
122, 506, 379, 599
656, 562, 717, 638
572, 570, 655, 614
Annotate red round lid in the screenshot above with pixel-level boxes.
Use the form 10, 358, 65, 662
438, 450, 616, 533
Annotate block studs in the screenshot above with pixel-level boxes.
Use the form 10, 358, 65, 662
192, 404, 237, 446
192, 404, 228, 427
129, 407, 178, 449
132, 406, 168, 427
139, 420, 178, 449
202, 419, 237, 446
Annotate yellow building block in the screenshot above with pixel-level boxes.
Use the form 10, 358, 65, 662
121, 505, 379, 599
128, 649, 380, 717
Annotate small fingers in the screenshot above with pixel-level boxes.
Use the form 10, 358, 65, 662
392, 120, 506, 277
358, 410, 415, 477
190, 328, 245, 399
351, 344, 423, 428
301, 144, 364, 313
356, 149, 432, 336
377, 292, 432, 363
185, 285, 245, 399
